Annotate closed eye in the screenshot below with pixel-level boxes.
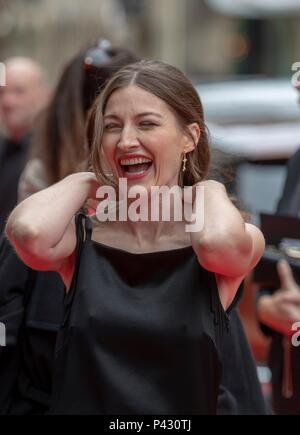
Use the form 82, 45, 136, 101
104, 123, 122, 131
139, 121, 159, 128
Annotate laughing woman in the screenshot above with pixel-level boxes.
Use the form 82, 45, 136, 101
5, 60, 265, 415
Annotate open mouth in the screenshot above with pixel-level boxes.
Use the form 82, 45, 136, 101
118, 156, 153, 179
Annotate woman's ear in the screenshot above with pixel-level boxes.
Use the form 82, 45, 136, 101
184, 123, 201, 153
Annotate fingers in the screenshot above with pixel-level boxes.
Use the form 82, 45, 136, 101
280, 293, 300, 305
277, 259, 299, 292
285, 305, 300, 325
258, 292, 300, 335
86, 198, 99, 213
277, 303, 300, 336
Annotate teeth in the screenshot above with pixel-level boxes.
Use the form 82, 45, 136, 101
120, 157, 152, 166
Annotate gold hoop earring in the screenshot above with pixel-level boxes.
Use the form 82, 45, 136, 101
182, 153, 187, 172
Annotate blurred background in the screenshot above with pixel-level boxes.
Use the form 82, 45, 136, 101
1, 0, 300, 400
1, 0, 300, 81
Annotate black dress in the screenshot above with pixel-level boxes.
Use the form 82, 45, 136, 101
0, 223, 266, 414
218, 308, 269, 415
49, 214, 229, 415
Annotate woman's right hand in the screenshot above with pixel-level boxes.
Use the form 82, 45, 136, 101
257, 260, 300, 336
84, 172, 102, 213
84, 171, 101, 197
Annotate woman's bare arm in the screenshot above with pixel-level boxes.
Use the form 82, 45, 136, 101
190, 180, 264, 278
190, 180, 265, 309
6, 172, 99, 273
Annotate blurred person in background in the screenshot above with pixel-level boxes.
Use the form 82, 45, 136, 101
256, 82, 300, 414
0, 57, 49, 233
0, 42, 139, 415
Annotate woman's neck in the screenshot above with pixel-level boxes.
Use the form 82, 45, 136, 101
91, 217, 191, 253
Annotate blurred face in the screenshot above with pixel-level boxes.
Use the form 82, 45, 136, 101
0, 62, 47, 139
101, 85, 197, 190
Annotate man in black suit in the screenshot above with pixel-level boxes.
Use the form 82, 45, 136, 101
0, 57, 48, 232
257, 84, 300, 414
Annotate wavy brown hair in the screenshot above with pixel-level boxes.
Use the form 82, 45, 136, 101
87, 60, 210, 188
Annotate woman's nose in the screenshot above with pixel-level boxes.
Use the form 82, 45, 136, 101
117, 126, 139, 150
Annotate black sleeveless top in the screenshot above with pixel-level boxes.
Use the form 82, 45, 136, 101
49, 214, 229, 415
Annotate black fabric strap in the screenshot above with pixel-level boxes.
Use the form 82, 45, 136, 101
62, 213, 86, 326
84, 216, 93, 241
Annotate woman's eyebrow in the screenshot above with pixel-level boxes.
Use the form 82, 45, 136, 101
136, 112, 163, 119
104, 114, 120, 120
104, 111, 163, 120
